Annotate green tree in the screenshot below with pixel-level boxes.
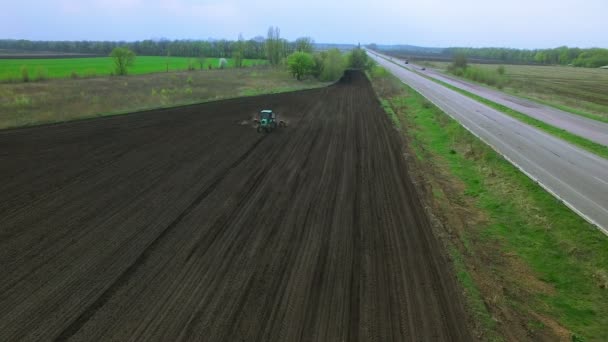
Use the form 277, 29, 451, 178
295, 37, 314, 53
197, 55, 206, 70
110, 47, 136, 76
233, 33, 245, 68
266, 26, 282, 66
311, 52, 325, 78
453, 52, 468, 69
287, 51, 314, 80
348, 47, 371, 69
320, 48, 346, 81
165, 50, 170, 72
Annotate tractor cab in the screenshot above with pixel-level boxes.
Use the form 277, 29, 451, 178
257, 110, 278, 133
260, 110, 274, 121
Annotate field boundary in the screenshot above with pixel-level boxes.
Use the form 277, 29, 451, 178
0, 83, 329, 133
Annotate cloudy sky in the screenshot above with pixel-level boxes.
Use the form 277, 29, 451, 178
2, 0, 606, 48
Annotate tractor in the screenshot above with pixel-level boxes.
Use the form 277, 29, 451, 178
256, 109, 285, 133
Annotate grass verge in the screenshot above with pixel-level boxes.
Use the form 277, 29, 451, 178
368, 66, 608, 341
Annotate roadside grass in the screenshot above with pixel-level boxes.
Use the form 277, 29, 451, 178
0, 67, 328, 130
369, 66, 608, 341
0, 56, 267, 82
418, 60, 608, 121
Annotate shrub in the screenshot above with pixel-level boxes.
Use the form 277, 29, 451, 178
453, 53, 468, 69
20, 66, 29, 82
348, 47, 373, 70
83, 69, 97, 78
187, 59, 196, 71
14, 95, 31, 107
287, 51, 315, 80
449, 65, 507, 89
70, 71, 79, 79
110, 47, 136, 76
34, 67, 48, 81
371, 66, 389, 78
320, 49, 346, 81
497, 65, 505, 75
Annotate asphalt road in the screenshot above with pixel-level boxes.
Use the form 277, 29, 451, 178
411, 63, 608, 146
368, 50, 608, 235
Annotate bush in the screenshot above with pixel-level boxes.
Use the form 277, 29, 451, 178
83, 68, 97, 78
287, 51, 315, 80
110, 47, 136, 76
20, 66, 29, 82
449, 65, 507, 89
319, 49, 346, 81
453, 53, 468, 69
370, 66, 389, 78
187, 59, 196, 71
497, 65, 505, 75
70, 71, 79, 79
34, 67, 48, 81
14, 95, 31, 107
348, 47, 373, 70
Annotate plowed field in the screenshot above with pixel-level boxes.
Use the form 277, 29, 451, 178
0, 71, 471, 341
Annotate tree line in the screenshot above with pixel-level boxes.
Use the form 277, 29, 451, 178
0, 34, 301, 61
443, 46, 608, 68
287, 45, 374, 82
370, 44, 608, 68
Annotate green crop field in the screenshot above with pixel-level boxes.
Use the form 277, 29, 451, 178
0, 56, 268, 81
419, 60, 608, 120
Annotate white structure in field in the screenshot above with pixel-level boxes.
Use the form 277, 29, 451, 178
219, 58, 227, 69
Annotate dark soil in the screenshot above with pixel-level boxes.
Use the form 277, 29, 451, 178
0, 71, 472, 341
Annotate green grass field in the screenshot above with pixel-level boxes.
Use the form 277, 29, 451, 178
420, 61, 608, 120
369, 66, 608, 341
0, 56, 267, 81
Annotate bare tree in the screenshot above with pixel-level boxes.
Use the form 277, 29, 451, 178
233, 33, 245, 68
266, 26, 281, 66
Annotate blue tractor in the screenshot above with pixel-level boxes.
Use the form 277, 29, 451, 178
257, 109, 279, 133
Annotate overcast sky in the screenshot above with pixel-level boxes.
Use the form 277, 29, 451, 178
2, 0, 606, 48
